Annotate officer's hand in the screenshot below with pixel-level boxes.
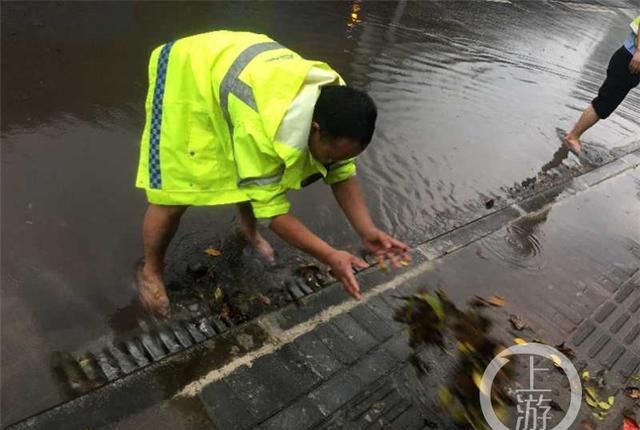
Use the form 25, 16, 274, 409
326, 250, 369, 300
361, 228, 411, 268
630, 52, 640, 74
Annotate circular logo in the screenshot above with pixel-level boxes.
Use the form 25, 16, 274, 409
479, 343, 582, 430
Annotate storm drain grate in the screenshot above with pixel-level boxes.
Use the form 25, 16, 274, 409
54, 314, 234, 394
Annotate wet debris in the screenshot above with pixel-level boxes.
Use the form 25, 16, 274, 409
508, 314, 527, 331
469, 295, 505, 308
393, 289, 512, 429
204, 247, 222, 257
554, 341, 575, 359
624, 386, 640, 400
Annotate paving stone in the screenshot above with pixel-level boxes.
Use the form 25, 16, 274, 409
330, 314, 379, 355
200, 380, 255, 430
278, 286, 346, 331
624, 323, 640, 345
594, 302, 616, 323
600, 343, 626, 370
620, 353, 640, 378
587, 332, 610, 358
225, 365, 285, 422
367, 295, 401, 327
383, 332, 414, 363
307, 371, 363, 416
610, 313, 630, 334
259, 397, 324, 430
615, 282, 635, 303
248, 344, 321, 404
349, 303, 397, 342
383, 404, 427, 430
293, 331, 344, 379
313, 321, 361, 365
350, 348, 398, 386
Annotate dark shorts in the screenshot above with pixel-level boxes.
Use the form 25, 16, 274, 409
592, 46, 639, 119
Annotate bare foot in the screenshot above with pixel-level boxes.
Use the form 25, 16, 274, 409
250, 233, 275, 263
564, 133, 582, 154
136, 263, 170, 318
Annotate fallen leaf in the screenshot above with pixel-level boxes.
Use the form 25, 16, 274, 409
582, 370, 590, 380
597, 401, 611, 410
624, 386, 640, 399
400, 259, 410, 267
550, 354, 562, 368
214, 287, 223, 301
555, 341, 576, 359
585, 386, 598, 402
608, 396, 614, 406
514, 338, 527, 345
509, 314, 526, 331
257, 293, 271, 306
204, 247, 221, 257
585, 395, 598, 408
487, 295, 506, 307
592, 412, 606, 421
630, 374, 640, 382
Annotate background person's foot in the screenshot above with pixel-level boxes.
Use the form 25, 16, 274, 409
136, 263, 170, 318
564, 133, 582, 154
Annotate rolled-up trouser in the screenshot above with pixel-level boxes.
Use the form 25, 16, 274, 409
591, 46, 639, 119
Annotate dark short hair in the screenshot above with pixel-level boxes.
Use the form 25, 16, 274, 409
312, 85, 377, 147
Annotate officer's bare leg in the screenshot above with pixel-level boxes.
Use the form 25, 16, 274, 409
565, 104, 599, 154
138, 204, 187, 317
237, 202, 275, 262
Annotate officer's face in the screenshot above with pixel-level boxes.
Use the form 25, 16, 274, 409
308, 123, 364, 164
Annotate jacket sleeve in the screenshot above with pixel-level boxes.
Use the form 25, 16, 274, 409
325, 159, 357, 185
232, 122, 292, 218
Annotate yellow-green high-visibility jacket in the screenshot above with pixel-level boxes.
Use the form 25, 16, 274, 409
136, 31, 356, 218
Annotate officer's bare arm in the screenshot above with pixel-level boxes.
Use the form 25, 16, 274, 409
330, 176, 377, 238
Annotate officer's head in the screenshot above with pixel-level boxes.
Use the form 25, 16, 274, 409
309, 86, 377, 164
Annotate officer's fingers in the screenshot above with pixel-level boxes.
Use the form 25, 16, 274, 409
388, 237, 409, 251
351, 256, 369, 270
342, 273, 362, 300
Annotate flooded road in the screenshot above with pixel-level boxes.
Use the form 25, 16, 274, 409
2, 0, 639, 425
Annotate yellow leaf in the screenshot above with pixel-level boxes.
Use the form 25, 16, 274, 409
550, 354, 562, 368
400, 260, 410, 267
438, 386, 453, 407
487, 295, 506, 307
214, 287, 223, 301
582, 370, 590, 380
205, 247, 221, 257
597, 401, 611, 410
585, 386, 598, 401
607, 396, 614, 406
585, 395, 598, 408
514, 338, 527, 345
593, 412, 606, 421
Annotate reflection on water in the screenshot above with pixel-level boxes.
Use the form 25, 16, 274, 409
2, 0, 640, 424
